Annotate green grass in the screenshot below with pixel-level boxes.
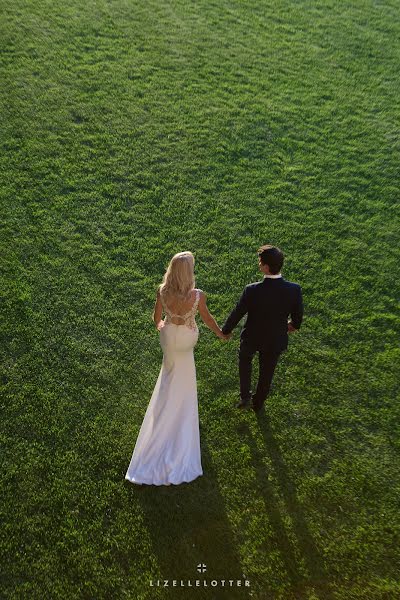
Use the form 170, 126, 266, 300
1, 0, 399, 598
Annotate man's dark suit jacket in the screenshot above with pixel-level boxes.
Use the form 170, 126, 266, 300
221, 276, 303, 354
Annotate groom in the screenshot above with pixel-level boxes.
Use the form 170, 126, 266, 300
221, 245, 303, 413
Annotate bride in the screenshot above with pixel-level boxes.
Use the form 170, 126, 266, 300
125, 251, 231, 486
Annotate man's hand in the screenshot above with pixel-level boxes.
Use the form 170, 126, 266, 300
288, 321, 298, 333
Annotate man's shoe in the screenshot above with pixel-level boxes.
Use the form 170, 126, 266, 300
251, 394, 264, 413
236, 397, 252, 409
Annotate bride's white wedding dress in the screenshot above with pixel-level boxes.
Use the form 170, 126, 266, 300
125, 289, 203, 486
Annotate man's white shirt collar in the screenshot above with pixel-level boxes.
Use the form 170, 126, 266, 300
263, 273, 282, 279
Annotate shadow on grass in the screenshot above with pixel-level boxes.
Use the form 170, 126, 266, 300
123, 435, 251, 600
243, 413, 334, 600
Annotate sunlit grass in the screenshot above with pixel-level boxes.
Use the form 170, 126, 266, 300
1, 1, 399, 598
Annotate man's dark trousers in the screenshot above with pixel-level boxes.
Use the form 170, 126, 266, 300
239, 338, 281, 410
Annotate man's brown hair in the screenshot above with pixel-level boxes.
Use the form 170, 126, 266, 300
257, 244, 284, 275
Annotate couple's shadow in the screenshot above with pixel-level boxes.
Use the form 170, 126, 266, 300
125, 412, 333, 600
239, 413, 334, 599
127, 433, 251, 599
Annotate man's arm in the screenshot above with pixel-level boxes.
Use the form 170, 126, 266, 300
288, 285, 303, 331
221, 287, 249, 335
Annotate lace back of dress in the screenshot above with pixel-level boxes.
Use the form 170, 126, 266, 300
161, 289, 200, 330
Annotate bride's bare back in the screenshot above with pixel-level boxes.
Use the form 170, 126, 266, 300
160, 289, 200, 331
163, 289, 199, 324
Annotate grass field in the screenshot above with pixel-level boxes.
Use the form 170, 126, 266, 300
1, 1, 400, 599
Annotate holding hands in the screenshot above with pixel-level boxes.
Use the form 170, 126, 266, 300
217, 329, 232, 341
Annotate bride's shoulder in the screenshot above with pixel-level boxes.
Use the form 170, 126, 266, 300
158, 287, 167, 304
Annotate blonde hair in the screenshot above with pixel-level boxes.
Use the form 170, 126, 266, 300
159, 251, 195, 303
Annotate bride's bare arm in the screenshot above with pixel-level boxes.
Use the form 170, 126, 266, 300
198, 291, 231, 339
152, 289, 164, 330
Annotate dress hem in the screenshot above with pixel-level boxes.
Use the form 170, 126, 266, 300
125, 472, 203, 486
